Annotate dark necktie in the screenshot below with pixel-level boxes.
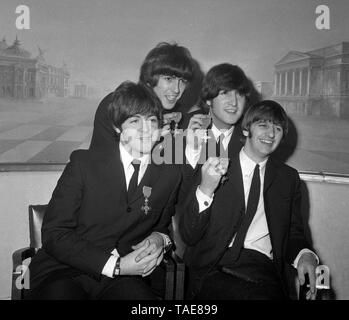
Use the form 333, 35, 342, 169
127, 160, 141, 203
229, 164, 261, 261
216, 133, 224, 157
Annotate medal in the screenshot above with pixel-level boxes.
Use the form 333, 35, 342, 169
141, 186, 152, 215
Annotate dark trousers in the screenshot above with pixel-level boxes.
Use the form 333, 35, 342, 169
195, 248, 287, 300
25, 270, 158, 300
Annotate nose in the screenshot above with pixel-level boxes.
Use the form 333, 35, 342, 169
267, 125, 275, 138
229, 91, 237, 106
171, 79, 180, 94
141, 119, 151, 133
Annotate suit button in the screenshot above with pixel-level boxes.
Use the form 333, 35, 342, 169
126, 207, 131, 212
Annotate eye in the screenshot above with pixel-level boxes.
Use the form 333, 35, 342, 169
180, 78, 188, 86
219, 90, 227, 95
162, 75, 173, 82
129, 118, 139, 124
149, 117, 159, 124
275, 126, 283, 132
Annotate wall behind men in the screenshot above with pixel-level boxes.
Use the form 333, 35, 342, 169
0, 170, 348, 299
0, 170, 61, 300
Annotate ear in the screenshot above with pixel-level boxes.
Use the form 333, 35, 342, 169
206, 100, 211, 106
243, 129, 249, 137
114, 127, 121, 134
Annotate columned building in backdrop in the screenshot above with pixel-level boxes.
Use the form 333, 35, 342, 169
0, 37, 70, 99
273, 42, 349, 118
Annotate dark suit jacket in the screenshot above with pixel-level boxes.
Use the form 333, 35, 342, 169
29, 147, 181, 290
179, 154, 310, 296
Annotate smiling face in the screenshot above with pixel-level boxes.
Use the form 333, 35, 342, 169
153, 75, 188, 110
209, 89, 246, 130
243, 120, 283, 163
118, 114, 160, 158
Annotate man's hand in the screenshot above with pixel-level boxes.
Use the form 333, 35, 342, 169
186, 114, 210, 150
161, 112, 182, 137
132, 232, 164, 265
297, 252, 318, 300
199, 157, 228, 197
120, 241, 162, 277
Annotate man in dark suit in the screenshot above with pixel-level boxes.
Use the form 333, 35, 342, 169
179, 100, 318, 300
26, 82, 181, 300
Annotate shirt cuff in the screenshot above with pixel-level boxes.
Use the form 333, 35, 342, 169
185, 145, 202, 169
292, 248, 319, 268
102, 254, 119, 278
196, 186, 214, 213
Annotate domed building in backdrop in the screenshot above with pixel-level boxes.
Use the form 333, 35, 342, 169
0, 36, 70, 99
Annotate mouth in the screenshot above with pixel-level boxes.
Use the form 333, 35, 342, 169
165, 95, 179, 104
224, 107, 238, 114
259, 139, 274, 145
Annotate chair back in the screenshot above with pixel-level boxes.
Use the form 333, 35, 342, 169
29, 204, 47, 248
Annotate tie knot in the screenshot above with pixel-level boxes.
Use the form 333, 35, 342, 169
131, 160, 141, 171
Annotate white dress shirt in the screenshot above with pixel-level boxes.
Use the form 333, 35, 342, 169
196, 148, 318, 267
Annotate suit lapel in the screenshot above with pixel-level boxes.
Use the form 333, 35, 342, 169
228, 121, 243, 159
264, 157, 278, 194
216, 155, 245, 227
105, 148, 128, 202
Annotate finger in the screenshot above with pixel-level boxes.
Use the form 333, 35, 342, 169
137, 245, 162, 264
188, 119, 203, 129
192, 113, 208, 119
206, 157, 220, 168
135, 243, 157, 263
307, 268, 317, 294
134, 240, 151, 262
131, 239, 145, 250
156, 253, 164, 266
297, 269, 305, 286
142, 265, 157, 277
142, 258, 158, 275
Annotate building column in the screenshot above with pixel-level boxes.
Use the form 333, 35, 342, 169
292, 70, 295, 95
285, 71, 288, 95
307, 67, 311, 95
299, 69, 303, 95
274, 73, 278, 96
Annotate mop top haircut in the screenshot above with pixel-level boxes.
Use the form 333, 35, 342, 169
108, 81, 163, 130
200, 63, 251, 104
139, 42, 194, 87
242, 100, 289, 138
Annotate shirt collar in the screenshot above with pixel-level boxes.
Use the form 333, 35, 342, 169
240, 147, 268, 176
211, 123, 234, 141
119, 142, 150, 171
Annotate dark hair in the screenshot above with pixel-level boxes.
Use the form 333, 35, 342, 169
200, 63, 250, 106
139, 42, 194, 87
108, 81, 163, 129
242, 100, 289, 137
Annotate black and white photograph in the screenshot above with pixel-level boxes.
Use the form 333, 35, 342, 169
0, 0, 348, 307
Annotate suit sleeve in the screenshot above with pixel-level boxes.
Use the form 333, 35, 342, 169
285, 172, 314, 264
151, 167, 182, 237
41, 151, 110, 279
178, 170, 212, 246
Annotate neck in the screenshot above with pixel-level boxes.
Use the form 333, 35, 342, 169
243, 145, 268, 164
211, 117, 234, 131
